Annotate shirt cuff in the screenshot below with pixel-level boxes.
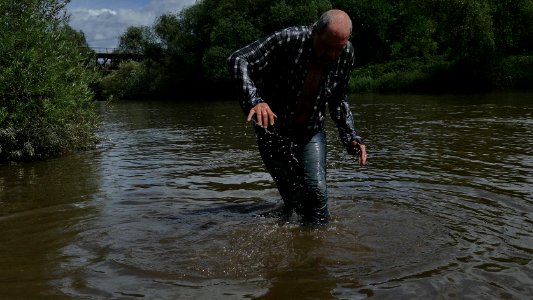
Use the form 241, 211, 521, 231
352, 135, 363, 144
250, 97, 263, 107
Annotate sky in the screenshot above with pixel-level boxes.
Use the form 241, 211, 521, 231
66, 0, 196, 49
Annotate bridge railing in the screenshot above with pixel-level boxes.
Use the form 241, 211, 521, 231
86, 47, 118, 54
80, 47, 145, 69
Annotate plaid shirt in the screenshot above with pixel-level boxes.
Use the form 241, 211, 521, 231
227, 25, 362, 146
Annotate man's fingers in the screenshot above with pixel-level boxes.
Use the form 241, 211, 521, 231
359, 145, 367, 166
246, 107, 267, 126
350, 141, 367, 166
247, 103, 276, 128
270, 112, 277, 125
246, 108, 256, 122
262, 110, 269, 128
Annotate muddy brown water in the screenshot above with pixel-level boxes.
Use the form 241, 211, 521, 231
1, 92, 532, 299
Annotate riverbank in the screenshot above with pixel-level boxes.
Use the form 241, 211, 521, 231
96, 53, 533, 102
349, 55, 533, 93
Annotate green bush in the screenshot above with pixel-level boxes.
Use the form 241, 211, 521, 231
0, 0, 99, 162
99, 60, 147, 100
489, 55, 533, 89
349, 57, 452, 93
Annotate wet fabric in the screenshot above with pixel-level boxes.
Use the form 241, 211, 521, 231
228, 25, 364, 225
256, 128, 328, 224
227, 25, 363, 147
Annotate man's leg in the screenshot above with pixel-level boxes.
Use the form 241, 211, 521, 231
256, 130, 303, 216
296, 131, 328, 224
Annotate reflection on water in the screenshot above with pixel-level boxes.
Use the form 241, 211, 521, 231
0, 153, 99, 300
0, 92, 532, 299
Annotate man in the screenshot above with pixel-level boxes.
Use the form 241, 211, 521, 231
227, 9, 367, 225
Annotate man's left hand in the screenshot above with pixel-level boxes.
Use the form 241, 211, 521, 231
351, 140, 367, 166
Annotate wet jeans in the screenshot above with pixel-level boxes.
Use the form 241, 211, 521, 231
256, 129, 328, 224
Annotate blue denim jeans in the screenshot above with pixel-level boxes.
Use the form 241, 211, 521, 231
256, 129, 328, 224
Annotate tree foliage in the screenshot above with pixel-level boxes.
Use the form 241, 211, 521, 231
117, 26, 157, 55
0, 0, 99, 162
106, 0, 533, 99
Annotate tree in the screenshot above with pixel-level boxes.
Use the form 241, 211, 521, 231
117, 26, 157, 55
490, 0, 533, 55
0, 0, 99, 162
102, 0, 533, 97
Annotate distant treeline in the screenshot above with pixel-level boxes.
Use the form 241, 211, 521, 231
100, 0, 533, 99
2, 0, 531, 162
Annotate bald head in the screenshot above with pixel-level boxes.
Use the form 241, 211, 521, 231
314, 9, 352, 40
312, 10, 352, 64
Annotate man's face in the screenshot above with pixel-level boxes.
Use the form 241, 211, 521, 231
312, 29, 349, 65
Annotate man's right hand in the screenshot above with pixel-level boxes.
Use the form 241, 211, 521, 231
247, 102, 277, 128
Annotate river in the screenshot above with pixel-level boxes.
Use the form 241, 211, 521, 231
1, 92, 532, 299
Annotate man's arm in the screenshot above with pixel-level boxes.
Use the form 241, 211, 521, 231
330, 96, 367, 166
227, 31, 291, 127
328, 44, 367, 165
227, 31, 287, 114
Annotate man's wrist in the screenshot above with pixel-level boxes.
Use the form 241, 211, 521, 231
352, 136, 363, 145
345, 136, 363, 155
250, 97, 263, 107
